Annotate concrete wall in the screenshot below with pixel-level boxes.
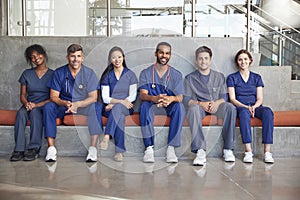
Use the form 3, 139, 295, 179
0, 36, 299, 111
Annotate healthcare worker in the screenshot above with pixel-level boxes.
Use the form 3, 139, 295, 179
43, 44, 103, 162
99, 46, 138, 162
184, 46, 236, 166
227, 49, 274, 163
10, 44, 53, 161
138, 42, 185, 163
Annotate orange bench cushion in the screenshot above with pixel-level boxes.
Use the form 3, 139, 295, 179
218, 110, 300, 127
274, 111, 300, 126
0, 109, 62, 126
63, 113, 218, 126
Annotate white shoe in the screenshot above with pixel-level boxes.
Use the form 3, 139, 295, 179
166, 146, 178, 163
223, 149, 235, 162
143, 146, 155, 163
264, 152, 274, 163
193, 149, 206, 166
45, 146, 57, 162
243, 152, 253, 163
86, 146, 98, 162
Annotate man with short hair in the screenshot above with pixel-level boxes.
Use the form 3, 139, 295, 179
138, 42, 185, 163
184, 46, 236, 166
43, 44, 103, 162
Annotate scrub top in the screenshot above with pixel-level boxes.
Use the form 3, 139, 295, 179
184, 69, 228, 106
19, 68, 54, 103
48, 64, 99, 102
226, 71, 264, 106
138, 64, 184, 96
100, 67, 138, 103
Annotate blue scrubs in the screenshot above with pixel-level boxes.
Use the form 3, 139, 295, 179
138, 64, 185, 148
43, 64, 103, 138
14, 68, 53, 151
227, 71, 273, 144
101, 68, 138, 153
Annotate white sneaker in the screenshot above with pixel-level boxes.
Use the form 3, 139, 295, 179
264, 152, 274, 163
143, 146, 155, 163
45, 146, 57, 162
223, 149, 235, 162
193, 149, 206, 166
166, 146, 178, 163
243, 152, 253, 163
86, 146, 98, 162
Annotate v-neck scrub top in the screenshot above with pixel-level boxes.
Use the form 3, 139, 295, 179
138, 64, 184, 96
47, 64, 99, 102
226, 71, 264, 106
101, 67, 138, 104
19, 68, 54, 103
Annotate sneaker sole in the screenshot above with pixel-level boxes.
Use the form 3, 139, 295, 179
23, 155, 39, 161
143, 159, 155, 163
166, 159, 178, 163
45, 158, 56, 162
86, 159, 97, 163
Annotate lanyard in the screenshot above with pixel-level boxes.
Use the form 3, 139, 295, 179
151, 64, 170, 89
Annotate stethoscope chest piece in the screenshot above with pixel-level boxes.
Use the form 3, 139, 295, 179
151, 84, 156, 89
79, 84, 83, 89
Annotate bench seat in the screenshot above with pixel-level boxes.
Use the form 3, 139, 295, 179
1, 109, 300, 127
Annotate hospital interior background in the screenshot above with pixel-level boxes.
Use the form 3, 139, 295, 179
0, 0, 299, 200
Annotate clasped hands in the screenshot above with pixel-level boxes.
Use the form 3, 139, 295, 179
64, 100, 78, 114
201, 101, 219, 114
156, 94, 172, 107
25, 102, 36, 111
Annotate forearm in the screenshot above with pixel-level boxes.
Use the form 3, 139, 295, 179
35, 99, 51, 107
51, 96, 68, 106
74, 96, 97, 108
172, 94, 183, 103
230, 99, 248, 108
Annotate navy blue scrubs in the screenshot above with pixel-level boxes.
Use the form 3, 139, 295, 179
14, 68, 53, 151
101, 68, 138, 153
43, 64, 103, 138
227, 71, 273, 144
138, 64, 185, 148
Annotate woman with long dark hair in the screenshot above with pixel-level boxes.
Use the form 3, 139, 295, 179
99, 46, 138, 161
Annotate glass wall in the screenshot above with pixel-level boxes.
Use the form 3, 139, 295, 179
8, 0, 247, 37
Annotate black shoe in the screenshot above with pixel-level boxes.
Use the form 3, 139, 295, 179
10, 151, 24, 161
23, 148, 39, 161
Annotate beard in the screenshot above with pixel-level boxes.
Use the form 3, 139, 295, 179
156, 57, 169, 65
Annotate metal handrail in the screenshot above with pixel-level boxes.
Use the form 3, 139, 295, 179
229, 4, 300, 47
252, 4, 300, 35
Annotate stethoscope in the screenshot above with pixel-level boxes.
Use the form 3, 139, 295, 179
151, 64, 170, 89
65, 69, 85, 95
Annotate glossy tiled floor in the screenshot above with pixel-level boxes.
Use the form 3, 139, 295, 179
0, 156, 299, 200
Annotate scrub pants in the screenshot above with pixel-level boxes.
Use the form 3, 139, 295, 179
14, 106, 43, 151
237, 105, 273, 144
102, 103, 133, 153
43, 102, 103, 138
139, 101, 185, 148
187, 102, 236, 153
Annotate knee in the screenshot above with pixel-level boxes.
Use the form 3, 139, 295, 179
16, 107, 28, 119
188, 104, 203, 115
173, 102, 185, 113
111, 103, 123, 112
44, 102, 56, 112
29, 108, 41, 117
262, 107, 274, 119
225, 103, 236, 114
237, 107, 250, 117
140, 101, 151, 113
